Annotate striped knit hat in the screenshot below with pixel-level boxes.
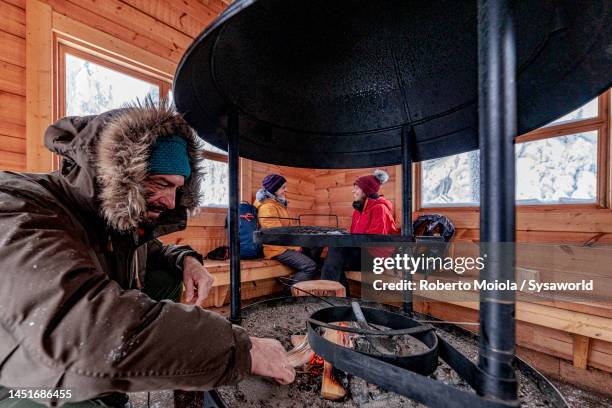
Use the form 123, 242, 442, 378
262, 174, 286, 194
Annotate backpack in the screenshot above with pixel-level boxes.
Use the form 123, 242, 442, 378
224, 202, 263, 259
205, 246, 229, 261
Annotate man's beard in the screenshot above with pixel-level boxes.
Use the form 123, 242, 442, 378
142, 204, 168, 225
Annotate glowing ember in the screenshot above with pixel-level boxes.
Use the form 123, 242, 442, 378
307, 354, 325, 376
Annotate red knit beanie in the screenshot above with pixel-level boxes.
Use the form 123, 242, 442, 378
354, 169, 389, 197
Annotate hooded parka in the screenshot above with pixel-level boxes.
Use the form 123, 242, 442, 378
0, 101, 251, 404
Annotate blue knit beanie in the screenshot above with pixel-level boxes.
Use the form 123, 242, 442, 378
148, 135, 191, 178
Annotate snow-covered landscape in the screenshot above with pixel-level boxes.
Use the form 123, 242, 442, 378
65, 54, 230, 207
422, 100, 599, 207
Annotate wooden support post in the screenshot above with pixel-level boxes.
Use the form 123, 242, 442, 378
573, 334, 590, 369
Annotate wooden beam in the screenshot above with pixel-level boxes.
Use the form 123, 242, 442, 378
0, 122, 25, 139
0, 150, 26, 170
573, 334, 591, 369
240, 158, 252, 202
418, 207, 612, 233
25, 0, 54, 172
0, 135, 26, 154
4, 0, 24, 7
209, 262, 293, 287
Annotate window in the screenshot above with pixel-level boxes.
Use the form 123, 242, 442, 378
56, 40, 230, 208
198, 141, 229, 207
419, 91, 610, 208
64, 53, 160, 115
58, 44, 170, 117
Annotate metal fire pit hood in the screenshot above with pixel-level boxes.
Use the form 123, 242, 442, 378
173, 1, 609, 406
173, 0, 610, 168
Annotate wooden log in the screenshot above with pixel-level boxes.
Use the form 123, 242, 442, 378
287, 335, 314, 368
321, 327, 348, 401
291, 280, 346, 298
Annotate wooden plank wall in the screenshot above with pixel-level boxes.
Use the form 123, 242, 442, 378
0, 0, 240, 251
0, 0, 227, 171
314, 166, 400, 228
0, 0, 27, 171
164, 161, 317, 255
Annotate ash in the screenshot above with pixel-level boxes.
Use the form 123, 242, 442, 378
216, 300, 573, 407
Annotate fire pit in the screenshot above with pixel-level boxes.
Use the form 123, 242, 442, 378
173, 0, 611, 406
216, 297, 567, 407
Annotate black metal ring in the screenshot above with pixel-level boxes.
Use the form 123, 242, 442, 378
307, 306, 439, 376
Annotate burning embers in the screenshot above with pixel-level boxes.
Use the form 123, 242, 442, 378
289, 330, 350, 401
289, 322, 407, 403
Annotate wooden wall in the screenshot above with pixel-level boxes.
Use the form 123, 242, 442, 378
164, 160, 317, 255
0, 0, 239, 252
0, 0, 26, 171
0, 0, 228, 170
314, 166, 401, 229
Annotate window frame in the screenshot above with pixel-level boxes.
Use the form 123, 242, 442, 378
415, 90, 611, 211
53, 35, 234, 210
53, 35, 173, 170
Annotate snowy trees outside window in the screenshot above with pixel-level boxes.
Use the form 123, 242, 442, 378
196, 140, 229, 208
63, 49, 229, 208
65, 53, 160, 116
421, 95, 604, 207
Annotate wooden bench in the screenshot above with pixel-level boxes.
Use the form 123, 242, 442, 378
195, 259, 293, 307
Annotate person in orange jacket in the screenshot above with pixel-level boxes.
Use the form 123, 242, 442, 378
254, 174, 320, 286
321, 170, 399, 287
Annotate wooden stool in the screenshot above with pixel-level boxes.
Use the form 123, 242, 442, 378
291, 280, 346, 297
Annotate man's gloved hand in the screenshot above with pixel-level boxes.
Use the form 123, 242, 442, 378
182, 256, 214, 305
249, 337, 296, 385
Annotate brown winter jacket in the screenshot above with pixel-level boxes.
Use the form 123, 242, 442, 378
0, 102, 251, 404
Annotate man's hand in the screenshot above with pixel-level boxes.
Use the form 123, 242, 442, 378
183, 256, 214, 305
249, 337, 296, 385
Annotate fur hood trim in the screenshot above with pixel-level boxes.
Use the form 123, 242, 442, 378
255, 188, 287, 207
96, 99, 204, 232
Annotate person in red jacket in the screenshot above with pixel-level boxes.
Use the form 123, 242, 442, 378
321, 170, 399, 287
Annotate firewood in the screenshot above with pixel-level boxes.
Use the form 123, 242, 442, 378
287, 335, 314, 368
291, 279, 346, 297
290, 335, 305, 347
321, 325, 349, 401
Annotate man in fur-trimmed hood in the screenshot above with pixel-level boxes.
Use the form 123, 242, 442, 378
0, 100, 293, 407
